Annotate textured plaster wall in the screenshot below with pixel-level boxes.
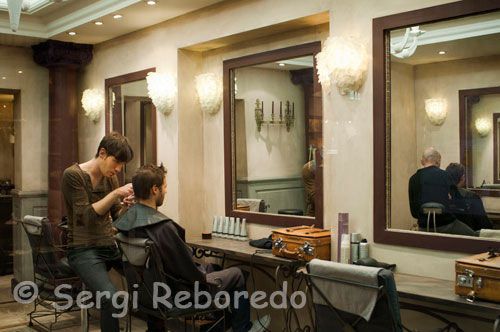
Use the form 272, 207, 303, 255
0, 101, 14, 181
0, 45, 48, 191
235, 66, 306, 181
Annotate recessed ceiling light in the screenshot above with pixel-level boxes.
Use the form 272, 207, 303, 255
17, 70, 23, 74
2, 105, 6, 108
113, 14, 123, 19
278, 63, 285, 67
147, 0, 157, 5
1, 77, 6, 80
95, 21, 103, 25
68, 31, 76, 36
439, 51, 446, 55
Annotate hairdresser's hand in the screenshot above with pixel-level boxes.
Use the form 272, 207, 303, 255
122, 194, 135, 207
115, 183, 133, 199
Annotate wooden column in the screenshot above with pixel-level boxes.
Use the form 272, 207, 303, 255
32, 40, 93, 228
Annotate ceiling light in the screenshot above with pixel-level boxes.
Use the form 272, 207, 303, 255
94, 21, 103, 25
113, 14, 123, 19
147, 0, 157, 5
17, 70, 23, 74
2, 105, 6, 108
1, 77, 6, 80
68, 31, 76, 36
438, 51, 446, 55
278, 63, 285, 67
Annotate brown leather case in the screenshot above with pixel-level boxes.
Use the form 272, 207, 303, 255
272, 225, 331, 262
455, 251, 500, 302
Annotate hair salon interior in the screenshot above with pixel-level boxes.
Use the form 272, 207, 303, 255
1, 0, 500, 331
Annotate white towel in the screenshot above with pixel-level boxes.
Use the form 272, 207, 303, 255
237, 198, 263, 212
308, 259, 382, 321
479, 229, 500, 239
23, 215, 47, 235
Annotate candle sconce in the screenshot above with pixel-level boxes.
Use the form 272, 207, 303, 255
254, 98, 295, 132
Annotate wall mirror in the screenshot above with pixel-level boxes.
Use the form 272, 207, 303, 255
223, 42, 323, 227
105, 68, 157, 184
374, 1, 500, 253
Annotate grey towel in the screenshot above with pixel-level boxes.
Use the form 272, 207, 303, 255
237, 198, 263, 212
479, 229, 500, 239
308, 259, 382, 321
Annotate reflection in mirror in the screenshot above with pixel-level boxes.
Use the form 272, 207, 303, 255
388, 11, 500, 238
106, 69, 157, 184
224, 42, 323, 228
233, 56, 320, 216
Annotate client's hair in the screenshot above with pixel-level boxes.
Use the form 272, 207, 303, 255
446, 162, 465, 185
132, 164, 167, 199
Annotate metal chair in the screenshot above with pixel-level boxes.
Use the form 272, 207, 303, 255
115, 232, 225, 332
20, 215, 88, 332
303, 259, 464, 332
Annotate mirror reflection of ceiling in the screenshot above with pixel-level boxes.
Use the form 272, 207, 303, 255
0, 0, 227, 46
391, 11, 500, 65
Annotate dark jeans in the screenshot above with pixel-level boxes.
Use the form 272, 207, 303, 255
67, 245, 122, 332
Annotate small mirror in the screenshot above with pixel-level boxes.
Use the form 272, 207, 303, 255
224, 42, 323, 227
105, 69, 157, 184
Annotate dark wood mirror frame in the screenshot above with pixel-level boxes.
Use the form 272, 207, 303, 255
223, 42, 323, 228
460, 86, 500, 196
373, 0, 500, 253
494, 112, 500, 184
105, 68, 157, 184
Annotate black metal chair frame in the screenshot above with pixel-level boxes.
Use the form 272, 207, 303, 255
302, 265, 464, 332
20, 217, 88, 332
116, 233, 226, 332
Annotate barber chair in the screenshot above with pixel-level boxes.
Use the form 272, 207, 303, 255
115, 233, 225, 332
304, 259, 463, 332
420, 202, 445, 232
20, 215, 88, 332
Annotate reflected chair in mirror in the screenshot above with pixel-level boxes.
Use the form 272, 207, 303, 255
115, 233, 225, 332
304, 259, 464, 332
420, 203, 445, 233
21, 215, 88, 332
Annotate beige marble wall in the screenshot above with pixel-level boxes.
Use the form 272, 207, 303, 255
390, 62, 417, 230
0, 101, 14, 181
0, 45, 48, 191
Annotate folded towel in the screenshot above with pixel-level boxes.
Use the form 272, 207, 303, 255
479, 229, 500, 239
308, 259, 382, 321
23, 215, 47, 235
237, 198, 263, 212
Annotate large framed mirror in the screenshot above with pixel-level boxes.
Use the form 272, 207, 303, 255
223, 42, 323, 227
105, 68, 157, 184
373, 1, 500, 253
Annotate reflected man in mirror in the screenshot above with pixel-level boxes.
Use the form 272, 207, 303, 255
302, 160, 315, 217
445, 163, 493, 231
408, 148, 474, 236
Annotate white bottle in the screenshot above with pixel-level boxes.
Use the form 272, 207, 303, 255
340, 233, 351, 264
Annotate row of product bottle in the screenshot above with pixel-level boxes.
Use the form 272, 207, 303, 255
212, 216, 249, 241
340, 232, 369, 264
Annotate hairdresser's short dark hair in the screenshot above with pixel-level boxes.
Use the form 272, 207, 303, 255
132, 164, 167, 200
95, 132, 134, 163
446, 162, 465, 185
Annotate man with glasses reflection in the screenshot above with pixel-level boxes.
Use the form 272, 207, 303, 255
408, 147, 475, 236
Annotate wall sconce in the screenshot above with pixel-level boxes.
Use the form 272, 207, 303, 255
254, 99, 294, 132
424, 98, 447, 126
390, 26, 426, 59
195, 72, 222, 114
316, 36, 368, 99
146, 72, 176, 115
81, 88, 104, 122
475, 118, 492, 137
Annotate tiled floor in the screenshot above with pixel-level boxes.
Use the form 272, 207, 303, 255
0, 274, 146, 332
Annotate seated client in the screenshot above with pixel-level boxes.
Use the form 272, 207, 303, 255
113, 164, 270, 332
408, 147, 474, 236
445, 162, 493, 231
